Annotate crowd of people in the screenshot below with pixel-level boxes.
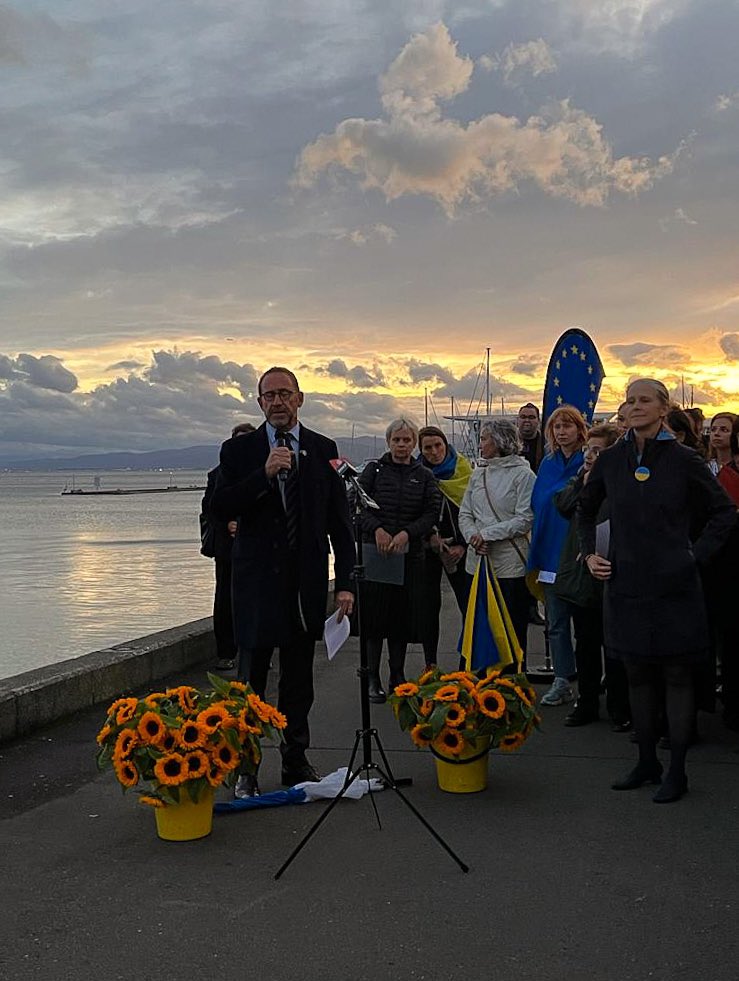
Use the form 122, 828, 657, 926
200, 368, 738, 804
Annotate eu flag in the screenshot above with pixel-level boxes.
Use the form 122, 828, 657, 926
460, 556, 524, 673
542, 328, 605, 425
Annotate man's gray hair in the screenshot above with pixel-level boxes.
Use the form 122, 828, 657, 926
480, 417, 522, 457
385, 417, 419, 444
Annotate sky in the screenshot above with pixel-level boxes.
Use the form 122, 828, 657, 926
1, 0, 739, 459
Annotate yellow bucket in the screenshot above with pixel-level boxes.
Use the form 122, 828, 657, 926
432, 737, 490, 794
154, 787, 214, 841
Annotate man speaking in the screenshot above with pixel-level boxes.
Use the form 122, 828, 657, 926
213, 367, 355, 795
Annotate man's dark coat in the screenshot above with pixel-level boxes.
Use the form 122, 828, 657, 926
211, 422, 355, 649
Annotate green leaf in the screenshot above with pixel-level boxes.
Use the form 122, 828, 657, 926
206, 672, 231, 696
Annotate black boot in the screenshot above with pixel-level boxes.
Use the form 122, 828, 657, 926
387, 640, 407, 693
366, 639, 386, 704
611, 760, 662, 790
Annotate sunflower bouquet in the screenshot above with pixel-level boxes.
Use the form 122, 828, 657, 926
95, 674, 286, 808
388, 667, 540, 758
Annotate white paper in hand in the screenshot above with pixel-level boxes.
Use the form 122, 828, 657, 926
324, 608, 350, 660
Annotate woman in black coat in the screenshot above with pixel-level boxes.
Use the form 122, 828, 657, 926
357, 418, 441, 703
579, 379, 735, 803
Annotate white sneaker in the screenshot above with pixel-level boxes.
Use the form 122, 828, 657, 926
540, 678, 574, 706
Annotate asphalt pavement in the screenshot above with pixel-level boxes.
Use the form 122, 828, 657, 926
1, 588, 737, 981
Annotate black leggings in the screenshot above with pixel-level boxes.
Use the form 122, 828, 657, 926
624, 658, 695, 778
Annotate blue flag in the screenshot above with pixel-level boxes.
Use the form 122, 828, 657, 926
542, 328, 605, 425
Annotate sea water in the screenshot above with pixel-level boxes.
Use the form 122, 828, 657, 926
0, 469, 215, 680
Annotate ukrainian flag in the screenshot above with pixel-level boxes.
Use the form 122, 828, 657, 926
460, 557, 524, 673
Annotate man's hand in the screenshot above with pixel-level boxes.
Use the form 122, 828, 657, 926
227, 520, 238, 537
585, 554, 612, 580
265, 445, 293, 480
335, 590, 354, 622
375, 527, 393, 554
469, 533, 489, 555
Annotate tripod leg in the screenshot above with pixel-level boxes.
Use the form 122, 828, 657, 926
369, 731, 469, 874
274, 731, 365, 880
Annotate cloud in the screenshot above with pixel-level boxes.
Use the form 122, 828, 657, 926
714, 91, 739, 113
608, 342, 691, 367
719, 333, 739, 360
659, 207, 697, 231
144, 350, 259, 398
0, 353, 78, 392
295, 22, 676, 213
556, 0, 690, 57
403, 358, 456, 386
658, 375, 736, 408
0, 6, 87, 70
479, 40, 557, 87
433, 367, 533, 403
338, 223, 398, 246
318, 359, 386, 388
107, 359, 145, 372
510, 354, 547, 376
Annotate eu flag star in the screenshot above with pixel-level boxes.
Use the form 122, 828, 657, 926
556, 395, 563, 405
580, 352, 586, 361
587, 365, 593, 375
590, 383, 596, 392
561, 349, 568, 358
553, 377, 560, 387
571, 344, 579, 355
556, 360, 561, 370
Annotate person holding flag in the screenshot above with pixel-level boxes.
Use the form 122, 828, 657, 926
458, 418, 535, 672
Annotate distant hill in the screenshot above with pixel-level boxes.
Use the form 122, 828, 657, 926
0, 435, 383, 471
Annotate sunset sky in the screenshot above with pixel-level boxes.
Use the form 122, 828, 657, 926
1, 1, 739, 459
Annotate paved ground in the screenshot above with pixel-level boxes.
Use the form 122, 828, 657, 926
1, 589, 738, 981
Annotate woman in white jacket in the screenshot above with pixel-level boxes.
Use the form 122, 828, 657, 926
459, 418, 536, 666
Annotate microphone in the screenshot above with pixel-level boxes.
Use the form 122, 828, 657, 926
330, 458, 380, 510
275, 431, 292, 483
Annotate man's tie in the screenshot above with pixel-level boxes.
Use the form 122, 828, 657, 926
282, 432, 300, 550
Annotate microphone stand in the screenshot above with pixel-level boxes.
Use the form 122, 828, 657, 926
275, 467, 468, 879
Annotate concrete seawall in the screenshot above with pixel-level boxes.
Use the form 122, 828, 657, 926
0, 618, 215, 744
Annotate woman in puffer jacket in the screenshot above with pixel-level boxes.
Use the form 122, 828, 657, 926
458, 418, 536, 669
357, 418, 441, 703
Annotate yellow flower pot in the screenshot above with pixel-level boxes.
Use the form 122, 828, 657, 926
432, 737, 490, 794
154, 787, 214, 841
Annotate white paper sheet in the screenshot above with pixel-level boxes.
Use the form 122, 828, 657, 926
324, 608, 351, 660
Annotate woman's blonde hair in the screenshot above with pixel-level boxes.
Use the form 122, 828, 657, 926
543, 405, 588, 453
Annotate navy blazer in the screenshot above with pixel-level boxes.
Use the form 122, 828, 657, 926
211, 422, 355, 647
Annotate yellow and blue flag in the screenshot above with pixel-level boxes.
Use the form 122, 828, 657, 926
542, 327, 605, 426
460, 557, 523, 672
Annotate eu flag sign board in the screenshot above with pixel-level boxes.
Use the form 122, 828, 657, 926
542, 328, 605, 425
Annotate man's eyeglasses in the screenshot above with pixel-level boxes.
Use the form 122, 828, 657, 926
259, 389, 298, 403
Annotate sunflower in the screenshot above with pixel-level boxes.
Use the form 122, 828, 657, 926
95, 724, 112, 746
238, 711, 262, 736
246, 694, 272, 724
444, 703, 466, 728
475, 670, 501, 690
499, 732, 526, 752
494, 677, 517, 690
178, 719, 208, 749
417, 668, 436, 686
206, 763, 226, 788
153, 752, 188, 786
267, 707, 287, 729
432, 728, 465, 757
112, 728, 138, 761
434, 684, 460, 702
196, 704, 231, 733
113, 758, 139, 787
440, 672, 476, 691
228, 680, 248, 693
183, 750, 209, 779
211, 739, 240, 771
144, 692, 166, 709
137, 711, 167, 746
410, 724, 433, 748
167, 685, 198, 713
513, 684, 534, 708
394, 682, 419, 697
160, 730, 179, 753
138, 795, 165, 808
111, 697, 138, 725
419, 698, 434, 718
477, 689, 506, 719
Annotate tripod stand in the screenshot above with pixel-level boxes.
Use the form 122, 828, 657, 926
274, 466, 468, 879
